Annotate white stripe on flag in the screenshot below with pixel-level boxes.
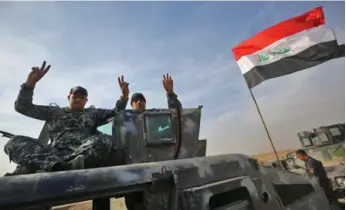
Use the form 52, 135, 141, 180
237, 25, 337, 74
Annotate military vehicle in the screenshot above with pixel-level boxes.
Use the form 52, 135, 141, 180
262, 158, 290, 171
285, 123, 345, 199
0, 107, 338, 210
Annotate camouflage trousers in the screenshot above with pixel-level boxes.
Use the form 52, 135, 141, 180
4, 134, 114, 172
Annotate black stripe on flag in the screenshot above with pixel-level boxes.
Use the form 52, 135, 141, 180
244, 40, 345, 89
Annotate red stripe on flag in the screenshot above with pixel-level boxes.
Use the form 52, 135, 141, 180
232, 7, 325, 61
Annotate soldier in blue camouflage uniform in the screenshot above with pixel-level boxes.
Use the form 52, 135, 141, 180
4, 61, 130, 174
5, 63, 183, 176
129, 74, 182, 141
130, 73, 182, 112
296, 149, 340, 208
124, 73, 183, 210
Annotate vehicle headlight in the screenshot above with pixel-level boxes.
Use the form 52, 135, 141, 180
335, 177, 345, 187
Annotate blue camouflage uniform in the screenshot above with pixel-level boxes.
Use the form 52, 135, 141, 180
4, 84, 183, 174
124, 92, 183, 210
4, 83, 128, 173
305, 156, 329, 180
304, 156, 336, 204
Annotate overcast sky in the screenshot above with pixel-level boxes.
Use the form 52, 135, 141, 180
0, 1, 344, 175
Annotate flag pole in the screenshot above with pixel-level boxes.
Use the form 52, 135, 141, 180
248, 88, 283, 167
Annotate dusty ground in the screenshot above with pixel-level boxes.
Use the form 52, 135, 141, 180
251, 149, 296, 162
55, 149, 296, 210
54, 198, 126, 210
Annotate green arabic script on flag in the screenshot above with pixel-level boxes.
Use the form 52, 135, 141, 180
257, 48, 291, 62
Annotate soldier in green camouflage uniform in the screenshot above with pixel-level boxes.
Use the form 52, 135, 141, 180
4, 61, 130, 173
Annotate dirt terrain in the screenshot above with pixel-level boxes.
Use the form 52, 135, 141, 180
54, 198, 126, 210
251, 149, 296, 162
54, 149, 296, 210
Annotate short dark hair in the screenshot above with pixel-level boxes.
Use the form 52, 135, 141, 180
295, 149, 307, 156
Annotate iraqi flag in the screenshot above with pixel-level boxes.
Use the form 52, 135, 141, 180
232, 7, 345, 89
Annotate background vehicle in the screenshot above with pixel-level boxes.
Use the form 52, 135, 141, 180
285, 123, 345, 200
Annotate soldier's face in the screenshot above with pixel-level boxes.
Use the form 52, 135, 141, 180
131, 99, 146, 112
68, 92, 88, 110
296, 153, 306, 161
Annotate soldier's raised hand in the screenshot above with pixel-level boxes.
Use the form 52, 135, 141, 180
118, 75, 129, 99
162, 73, 174, 94
25, 61, 51, 88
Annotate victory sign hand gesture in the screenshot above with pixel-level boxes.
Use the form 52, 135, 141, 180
118, 75, 129, 99
162, 73, 174, 94
25, 61, 51, 88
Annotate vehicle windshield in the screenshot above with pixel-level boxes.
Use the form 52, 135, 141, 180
146, 114, 173, 142
97, 121, 113, 135
329, 127, 342, 136
326, 145, 345, 160
316, 132, 330, 143
301, 137, 312, 147
95, 113, 175, 143
307, 149, 325, 161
